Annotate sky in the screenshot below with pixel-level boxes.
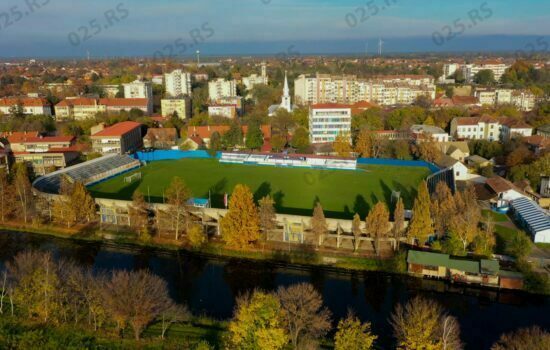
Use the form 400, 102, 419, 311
0, 0, 549, 57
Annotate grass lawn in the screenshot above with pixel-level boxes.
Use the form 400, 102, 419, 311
89, 158, 430, 219
481, 209, 509, 223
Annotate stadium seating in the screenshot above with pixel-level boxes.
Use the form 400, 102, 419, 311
33, 154, 140, 194
219, 152, 357, 170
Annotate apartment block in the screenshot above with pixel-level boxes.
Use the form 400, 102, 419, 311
0, 97, 52, 116
91, 121, 143, 154
309, 104, 352, 144
164, 70, 192, 97
161, 96, 191, 119
208, 78, 237, 101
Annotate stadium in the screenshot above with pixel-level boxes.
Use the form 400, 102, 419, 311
33, 151, 437, 219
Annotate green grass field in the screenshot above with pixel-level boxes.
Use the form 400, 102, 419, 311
89, 158, 430, 218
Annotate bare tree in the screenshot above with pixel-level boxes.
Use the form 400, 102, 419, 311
491, 326, 550, 350
277, 283, 331, 348
440, 315, 463, 350
258, 195, 277, 237
164, 177, 192, 240
160, 304, 190, 339
102, 270, 174, 340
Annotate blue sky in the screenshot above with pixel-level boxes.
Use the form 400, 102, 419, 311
1, 0, 549, 57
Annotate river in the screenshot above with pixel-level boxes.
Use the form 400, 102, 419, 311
0, 230, 548, 349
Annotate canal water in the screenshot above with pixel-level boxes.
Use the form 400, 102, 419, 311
0, 230, 548, 349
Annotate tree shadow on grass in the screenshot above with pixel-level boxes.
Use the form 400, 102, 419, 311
353, 195, 370, 218
253, 182, 272, 203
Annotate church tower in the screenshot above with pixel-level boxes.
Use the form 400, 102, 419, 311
281, 71, 292, 112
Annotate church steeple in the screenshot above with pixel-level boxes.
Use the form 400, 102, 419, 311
281, 71, 292, 112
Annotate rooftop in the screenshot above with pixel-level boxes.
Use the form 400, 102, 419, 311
92, 121, 142, 137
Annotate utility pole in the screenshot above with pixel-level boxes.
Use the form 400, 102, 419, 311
196, 50, 200, 66
378, 38, 383, 57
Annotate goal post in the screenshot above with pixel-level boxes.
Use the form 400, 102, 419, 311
124, 172, 142, 184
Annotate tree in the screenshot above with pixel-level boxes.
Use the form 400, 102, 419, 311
52, 177, 78, 227
431, 182, 455, 238
164, 177, 191, 240
450, 187, 481, 253
290, 127, 309, 153
390, 296, 461, 350
272, 109, 295, 136
473, 213, 496, 257
311, 202, 328, 247
209, 131, 222, 153
13, 163, 33, 224
414, 139, 441, 163
491, 326, 550, 350
160, 304, 190, 339
333, 133, 352, 157
72, 182, 97, 224
258, 196, 277, 235
334, 311, 377, 350
276, 283, 331, 348
271, 134, 287, 152
221, 184, 260, 249
227, 290, 288, 350
352, 213, 362, 251
393, 198, 405, 248
355, 129, 373, 158
187, 224, 206, 248
408, 181, 432, 245
366, 202, 390, 255
245, 122, 264, 150
102, 270, 173, 340
0, 168, 14, 223
505, 231, 532, 260
129, 190, 150, 239
223, 122, 243, 148
474, 69, 496, 85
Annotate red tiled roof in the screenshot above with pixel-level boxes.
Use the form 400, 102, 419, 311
56, 98, 98, 107
99, 98, 148, 107
311, 103, 352, 109
0, 131, 40, 143
0, 97, 50, 107
21, 135, 75, 144
452, 96, 479, 105
454, 117, 481, 126
92, 121, 142, 137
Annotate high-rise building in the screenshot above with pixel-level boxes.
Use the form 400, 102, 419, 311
208, 78, 237, 101
462, 60, 510, 83
243, 61, 268, 92
123, 80, 153, 112
164, 70, 192, 97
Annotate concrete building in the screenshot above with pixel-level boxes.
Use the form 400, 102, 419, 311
208, 105, 238, 119
450, 115, 502, 141
243, 62, 268, 93
462, 60, 510, 83
442, 63, 460, 79
123, 79, 153, 112
309, 104, 352, 144
208, 78, 237, 101
294, 73, 435, 106
0, 97, 52, 116
410, 125, 450, 142
474, 88, 536, 111
164, 70, 192, 97
55, 98, 150, 120
161, 96, 191, 119
91, 121, 143, 154
100, 85, 122, 98
500, 119, 533, 142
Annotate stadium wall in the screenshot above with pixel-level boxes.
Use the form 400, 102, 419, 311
357, 158, 439, 173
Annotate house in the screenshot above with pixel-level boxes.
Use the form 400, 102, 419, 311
484, 176, 529, 211
434, 155, 469, 180
500, 119, 533, 142
181, 136, 205, 150
0, 97, 52, 116
466, 155, 492, 168
407, 250, 523, 290
523, 135, 549, 155
438, 142, 470, 162
143, 128, 178, 149
91, 121, 143, 154
410, 125, 450, 143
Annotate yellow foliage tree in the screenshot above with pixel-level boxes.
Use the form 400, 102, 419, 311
187, 224, 206, 248
408, 181, 433, 245
366, 202, 390, 254
354, 129, 373, 158
221, 184, 260, 249
333, 132, 353, 158
334, 311, 377, 350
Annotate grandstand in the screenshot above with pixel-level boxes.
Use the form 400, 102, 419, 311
33, 154, 140, 194
220, 152, 357, 170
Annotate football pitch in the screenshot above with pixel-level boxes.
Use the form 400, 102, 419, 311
89, 158, 431, 219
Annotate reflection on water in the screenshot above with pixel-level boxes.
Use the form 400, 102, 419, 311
0, 230, 548, 349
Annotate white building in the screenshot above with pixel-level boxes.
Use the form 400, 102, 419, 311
473, 88, 536, 111
208, 78, 237, 101
511, 90, 536, 111
164, 70, 192, 97
443, 63, 460, 79
500, 120, 533, 142
410, 125, 450, 142
123, 80, 153, 112
462, 61, 510, 83
309, 104, 352, 144
208, 105, 237, 119
0, 97, 52, 116
294, 73, 435, 106
161, 97, 191, 119
450, 115, 502, 141
243, 62, 268, 92
268, 72, 294, 116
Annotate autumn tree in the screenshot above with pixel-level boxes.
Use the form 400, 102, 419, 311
160, 304, 190, 339
408, 181, 432, 245
258, 195, 277, 236
334, 311, 377, 350
187, 224, 206, 248
354, 129, 373, 158
164, 177, 191, 240
505, 231, 532, 260
491, 326, 550, 350
277, 283, 331, 348
129, 190, 150, 240
53, 176, 77, 227
450, 186, 481, 252
333, 132, 352, 158
431, 182, 456, 237
72, 181, 97, 224
311, 202, 328, 247
221, 184, 260, 249
390, 296, 461, 350
271, 134, 287, 152
414, 139, 441, 163
13, 163, 33, 224
393, 198, 405, 248
0, 168, 14, 222
290, 127, 310, 153
227, 290, 288, 350
102, 270, 173, 340
366, 202, 390, 255
352, 213, 362, 251
473, 213, 496, 257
